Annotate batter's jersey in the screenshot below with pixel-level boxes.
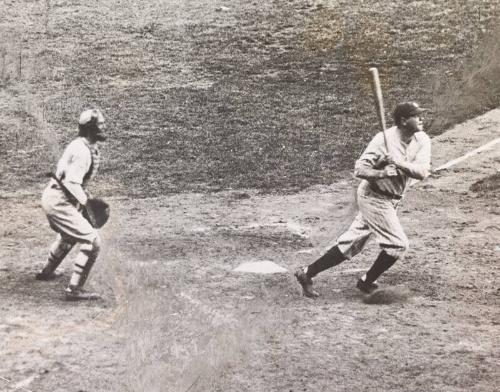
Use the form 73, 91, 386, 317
355, 126, 431, 197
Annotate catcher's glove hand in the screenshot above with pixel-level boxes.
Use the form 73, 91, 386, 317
83, 198, 110, 228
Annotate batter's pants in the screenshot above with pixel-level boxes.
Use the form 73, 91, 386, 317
337, 188, 409, 260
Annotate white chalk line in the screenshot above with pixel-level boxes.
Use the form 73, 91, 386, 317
433, 137, 500, 172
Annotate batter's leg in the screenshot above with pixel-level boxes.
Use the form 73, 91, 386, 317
295, 212, 372, 298
356, 197, 409, 292
366, 250, 398, 283
305, 245, 347, 277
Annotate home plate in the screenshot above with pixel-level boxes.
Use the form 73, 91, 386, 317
233, 260, 289, 274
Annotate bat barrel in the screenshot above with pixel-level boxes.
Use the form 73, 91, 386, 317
369, 67, 389, 152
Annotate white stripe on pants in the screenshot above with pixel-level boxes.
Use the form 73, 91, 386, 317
337, 188, 409, 259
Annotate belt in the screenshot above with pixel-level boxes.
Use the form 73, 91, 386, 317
369, 183, 402, 200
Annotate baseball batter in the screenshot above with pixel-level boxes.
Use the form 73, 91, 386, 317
295, 102, 431, 298
36, 109, 107, 300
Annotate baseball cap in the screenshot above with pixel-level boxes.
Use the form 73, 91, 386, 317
79, 109, 104, 125
393, 102, 427, 119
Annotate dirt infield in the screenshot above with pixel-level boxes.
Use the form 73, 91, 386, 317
1, 109, 499, 391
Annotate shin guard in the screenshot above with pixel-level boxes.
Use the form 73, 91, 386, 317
41, 235, 75, 274
69, 236, 101, 288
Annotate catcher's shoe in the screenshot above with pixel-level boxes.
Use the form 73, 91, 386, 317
35, 270, 63, 281
294, 267, 319, 298
356, 278, 379, 294
64, 285, 101, 301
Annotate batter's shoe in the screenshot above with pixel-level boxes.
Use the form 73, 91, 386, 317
64, 285, 102, 301
356, 278, 379, 294
35, 270, 63, 281
294, 267, 319, 298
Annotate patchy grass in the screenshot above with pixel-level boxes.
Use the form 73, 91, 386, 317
1, 0, 500, 197
470, 171, 500, 194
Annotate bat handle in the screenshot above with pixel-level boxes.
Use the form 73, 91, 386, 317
382, 129, 389, 156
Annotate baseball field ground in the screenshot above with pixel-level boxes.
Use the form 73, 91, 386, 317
1, 1, 499, 391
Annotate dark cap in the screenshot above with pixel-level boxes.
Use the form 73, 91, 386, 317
393, 102, 427, 120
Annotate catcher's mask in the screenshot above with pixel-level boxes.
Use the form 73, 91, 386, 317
78, 109, 106, 142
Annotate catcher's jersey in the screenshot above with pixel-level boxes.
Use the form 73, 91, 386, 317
54, 137, 100, 205
355, 126, 431, 197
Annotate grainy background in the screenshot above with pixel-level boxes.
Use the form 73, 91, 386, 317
0, 1, 499, 391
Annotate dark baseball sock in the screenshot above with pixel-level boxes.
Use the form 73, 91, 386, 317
306, 245, 347, 278
365, 250, 398, 283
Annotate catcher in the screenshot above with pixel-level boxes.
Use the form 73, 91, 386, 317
37, 109, 110, 300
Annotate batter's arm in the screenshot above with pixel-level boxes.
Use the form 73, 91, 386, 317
354, 160, 397, 180
391, 160, 429, 180
387, 134, 431, 180
353, 132, 396, 180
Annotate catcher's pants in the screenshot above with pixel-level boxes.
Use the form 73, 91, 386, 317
336, 185, 409, 260
41, 181, 97, 243
42, 182, 101, 287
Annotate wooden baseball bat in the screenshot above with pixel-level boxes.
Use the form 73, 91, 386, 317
369, 67, 389, 152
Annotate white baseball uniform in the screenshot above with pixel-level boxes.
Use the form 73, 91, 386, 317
337, 126, 431, 259
41, 136, 102, 288
42, 137, 100, 243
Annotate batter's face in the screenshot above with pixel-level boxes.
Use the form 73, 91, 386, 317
401, 115, 424, 134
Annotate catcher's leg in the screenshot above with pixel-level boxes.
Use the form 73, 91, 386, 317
36, 234, 75, 280
65, 235, 102, 300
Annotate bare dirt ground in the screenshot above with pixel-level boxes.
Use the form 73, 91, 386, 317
1, 111, 499, 391
1, 1, 500, 391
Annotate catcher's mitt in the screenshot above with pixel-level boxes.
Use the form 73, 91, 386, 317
83, 198, 110, 228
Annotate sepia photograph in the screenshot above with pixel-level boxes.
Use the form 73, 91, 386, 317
1, 0, 499, 391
